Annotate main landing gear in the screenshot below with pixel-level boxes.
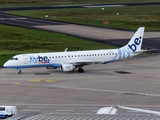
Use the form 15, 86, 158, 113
78, 67, 84, 73
17, 68, 22, 74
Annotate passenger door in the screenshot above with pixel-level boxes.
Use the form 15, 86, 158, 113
23, 55, 28, 64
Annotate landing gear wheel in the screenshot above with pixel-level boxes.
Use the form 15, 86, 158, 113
78, 68, 84, 73
18, 71, 22, 74
17, 68, 22, 74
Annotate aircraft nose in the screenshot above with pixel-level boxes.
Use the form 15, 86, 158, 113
3, 61, 10, 68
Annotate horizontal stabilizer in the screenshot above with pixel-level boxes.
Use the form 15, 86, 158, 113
134, 49, 159, 53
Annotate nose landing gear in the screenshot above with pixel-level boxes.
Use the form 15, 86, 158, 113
17, 68, 22, 74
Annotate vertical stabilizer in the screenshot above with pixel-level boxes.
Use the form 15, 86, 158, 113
122, 27, 145, 52
118, 27, 145, 60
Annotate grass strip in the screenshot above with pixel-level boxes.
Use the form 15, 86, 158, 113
0, 0, 160, 6
6, 5, 160, 30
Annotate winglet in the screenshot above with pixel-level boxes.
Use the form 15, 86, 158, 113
64, 48, 68, 52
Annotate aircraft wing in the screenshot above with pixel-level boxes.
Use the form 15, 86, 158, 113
66, 60, 115, 66
49, 60, 114, 68
118, 105, 160, 116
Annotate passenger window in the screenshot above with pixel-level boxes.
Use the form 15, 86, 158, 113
15, 58, 18, 60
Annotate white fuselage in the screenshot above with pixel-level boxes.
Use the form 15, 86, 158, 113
4, 49, 123, 68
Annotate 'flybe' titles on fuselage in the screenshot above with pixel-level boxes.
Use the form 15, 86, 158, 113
30, 55, 50, 64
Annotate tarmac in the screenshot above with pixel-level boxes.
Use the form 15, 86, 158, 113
0, 5, 159, 119
1, 54, 160, 117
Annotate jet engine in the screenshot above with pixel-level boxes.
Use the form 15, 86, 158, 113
60, 64, 74, 72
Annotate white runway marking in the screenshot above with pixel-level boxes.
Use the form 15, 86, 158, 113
29, 106, 47, 108
91, 110, 98, 112
48, 85, 160, 97
80, 107, 98, 109
57, 109, 74, 112
22, 109, 40, 111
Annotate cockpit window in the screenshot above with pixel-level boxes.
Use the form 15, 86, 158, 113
10, 57, 18, 60
0, 107, 5, 111
10, 58, 14, 60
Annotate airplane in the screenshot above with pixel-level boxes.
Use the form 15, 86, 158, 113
3, 27, 145, 74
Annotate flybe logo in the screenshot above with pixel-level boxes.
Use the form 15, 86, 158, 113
128, 36, 142, 52
29, 55, 50, 64
118, 48, 130, 60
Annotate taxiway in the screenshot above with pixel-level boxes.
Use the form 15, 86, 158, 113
1, 54, 160, 116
